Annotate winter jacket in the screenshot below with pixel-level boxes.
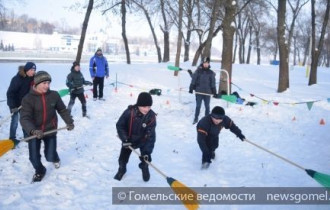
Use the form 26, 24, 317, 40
20, 88, 73, 135
189, 64, 216, 95
66, 69, 90, 95
116, 105, 157, 156
196, 115, 243, 150
6, 66, 34, 109
89, 54, 109, 78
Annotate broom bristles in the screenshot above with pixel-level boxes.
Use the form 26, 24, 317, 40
0, 139, 14, 157
306, 169, 330, 188
167, 177, 199, 210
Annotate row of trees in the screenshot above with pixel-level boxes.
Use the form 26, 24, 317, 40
76, 0, 329, 93
0, 2, 80, 34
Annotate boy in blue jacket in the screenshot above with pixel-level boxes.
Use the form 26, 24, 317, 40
114, 92, 157, 181
197, 106, 246, 169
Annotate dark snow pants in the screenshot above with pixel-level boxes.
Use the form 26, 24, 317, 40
93, 76, 105, 99
28, 135, 60, 174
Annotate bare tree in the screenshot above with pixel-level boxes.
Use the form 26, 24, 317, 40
202, 0, 221, 61
277, 0, 290, 92
132, 0, 162, 63
174, 0, 184, 76
159, 0, 171, 62
219, 0, 237, 94
76, 0, 94, 63
309, 0, 330, 85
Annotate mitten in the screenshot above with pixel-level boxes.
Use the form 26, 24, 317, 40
67, 124, 74, 131
31, 130, 44, 139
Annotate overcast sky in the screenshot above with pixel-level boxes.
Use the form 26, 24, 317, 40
4, 0, 151, 37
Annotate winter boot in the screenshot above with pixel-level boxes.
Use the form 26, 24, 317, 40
193, 117, 198, 125
82, 104, 87, 117
139, 162, 150, 182
211, 151, 215, 160
114, 162, 127, 181
82, 111, 87, 117
201, 162, 210, 169
53, 161, 60, 169
31, 170, 46, 183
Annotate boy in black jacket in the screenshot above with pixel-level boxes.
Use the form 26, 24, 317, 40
66, 61, 92, 117
114, 92, 157, 181
196, 106, 246, 169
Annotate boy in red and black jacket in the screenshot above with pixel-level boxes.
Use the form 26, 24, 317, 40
114, 92, 157, 182
20, 71, 74, 182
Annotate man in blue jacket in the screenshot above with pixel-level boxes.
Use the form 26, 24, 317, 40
89, 48, 109, 101
6, 62, 36, 146
197, 106, 246, 169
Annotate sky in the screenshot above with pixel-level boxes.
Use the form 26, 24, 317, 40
4, 0, 150, 37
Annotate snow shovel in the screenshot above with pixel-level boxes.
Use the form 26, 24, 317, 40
0, 126, 68, 158
245, 139, 330, 188
128, 145, 199, 210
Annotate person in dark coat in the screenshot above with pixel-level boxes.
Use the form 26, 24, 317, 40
89, 48, 109, 101
6, 62, 36, 145
189, 57, 216, 124
114, 92, 157, 182
66, 61, 92, 117
20, 71, 74, 182
196, 106, 246, 169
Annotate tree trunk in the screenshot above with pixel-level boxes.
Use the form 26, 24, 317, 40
184, 0, 193, 62
202, 0, 220, 60
121, 0, 131, 64
220, 0, 236, 95
246, 25, 252, 64
309, 0, 330, 85
232, 32, 238, 63
139, 5, 162, 63
76, 0, 94, 63
174, 0, 184, 76
160, 0, 170, 62
277, 0, 289, 93
255, 30, 261, 65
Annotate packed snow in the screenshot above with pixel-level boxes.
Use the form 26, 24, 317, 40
0, 61, 329, 210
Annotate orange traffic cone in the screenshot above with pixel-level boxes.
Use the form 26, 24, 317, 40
320, 118, 325, 125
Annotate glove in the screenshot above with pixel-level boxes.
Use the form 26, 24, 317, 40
187, 69, 193, 76
189, 89, 193, 94
31, 130, 44, 139
122, 141, 132, 148
67, 124, 74, 131
85, 81, 93, 86
238, 133, 245, 141
11, 107, 19, 113
212, 88, 217, 95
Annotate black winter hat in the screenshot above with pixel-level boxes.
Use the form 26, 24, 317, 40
202, 57, 210, 63
72, 61, 80, 70
34, 71, 52, 86
211, 106, 225, 119
24, 62, 36, 72
136, 92, 153, 106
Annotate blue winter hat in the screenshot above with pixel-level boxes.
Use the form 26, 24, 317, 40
211, 106, 225, 119
24, 62, 36, 72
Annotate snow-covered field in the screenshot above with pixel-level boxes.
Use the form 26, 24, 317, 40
0, 61, 329, 210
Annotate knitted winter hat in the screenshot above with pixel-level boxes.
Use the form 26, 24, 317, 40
136, 92, 153, 106
96, 48, 102, 52
71, 61, 80, 70
24, 62, 36, 72
202, 57, 210, 63
211, 106, 225, 119
34, 71, 52, 86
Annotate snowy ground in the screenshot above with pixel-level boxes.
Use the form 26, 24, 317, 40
0, 61, 329, 210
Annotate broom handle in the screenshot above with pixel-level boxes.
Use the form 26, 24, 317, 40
244, 139, 305, 171
128, 145, 168, 179
0, 106, 22, 127
20, 126, 68, 142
